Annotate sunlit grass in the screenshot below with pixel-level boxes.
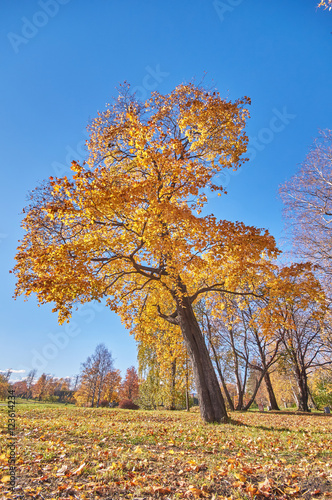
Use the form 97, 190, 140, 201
0, 405, 331, 499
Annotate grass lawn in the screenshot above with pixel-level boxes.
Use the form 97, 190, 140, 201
0, 404, 331, 499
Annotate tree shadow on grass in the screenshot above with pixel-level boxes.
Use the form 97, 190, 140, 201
228, 411, 330, 433
228, 417, 294, 433
256, 410, 331, 417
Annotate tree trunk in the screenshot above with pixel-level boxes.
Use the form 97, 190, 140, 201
308, 386, 318, 410
236, 388, 244, 411
242, 369, 266, 411
175, 295, 228, 423
97, 384, 102, 407
185, 359, 190, 412
210, 344, 235, 411
228, 328, 244, 411
205, 313, 234, 411
170, 359, 176, 410
264, 371, 279, 410
186, 387, 190, 412
296, 371, 310, 412
91, 379, 98, 408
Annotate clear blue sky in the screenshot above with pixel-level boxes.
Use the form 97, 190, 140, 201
1, 0, 331, 383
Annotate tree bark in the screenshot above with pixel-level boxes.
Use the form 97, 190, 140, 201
91, 382, 97, 407
296, 371, 310, 412
210, 342, 235, 411
264, 371, 279, 410
185, 359, 190, 412
170, 359, 176, 410
97, 377, 103, 408
204, 311, 234, 411
175, 295, 228, 423
227, 327, 244, 411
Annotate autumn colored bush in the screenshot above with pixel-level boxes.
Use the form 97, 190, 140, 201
99, 400, 110, 408
118, 399, 139, 410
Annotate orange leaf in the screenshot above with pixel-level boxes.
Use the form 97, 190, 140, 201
153, 486, 172, 495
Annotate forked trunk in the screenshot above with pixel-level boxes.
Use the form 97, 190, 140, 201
175, 295, 228, 423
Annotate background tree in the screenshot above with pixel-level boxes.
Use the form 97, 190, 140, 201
52, 377, 75, 403
199, 289, 282, 411
268, 365, 298, 409
101, 369, 122, 403
138, 336, 193, 410
26, 369, 37, 400
32, 373, 53, 401
138, 344, 163, 410
12, 380, 28, 398
246, 367, 269, 409
137, 315, 193, 411
280, 130, 332, 288
268, 265, 330, 411
74, 344, 114, 407
200, 302, 249, 411
309, 367, 332, 408
93, 344, 114, 407
120, 366, 139, 402
13, 83, 279, 423
0, 371, 11, 400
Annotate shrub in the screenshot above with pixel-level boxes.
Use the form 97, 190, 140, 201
99, 400, 110, 408
119, 399, 139, 410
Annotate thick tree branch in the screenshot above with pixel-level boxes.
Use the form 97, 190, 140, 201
156, 305, 179, 325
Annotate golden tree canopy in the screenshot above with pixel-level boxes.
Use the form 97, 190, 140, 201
14, 83, 278, 330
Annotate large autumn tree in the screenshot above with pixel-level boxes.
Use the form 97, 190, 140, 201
14, 83, 279, 422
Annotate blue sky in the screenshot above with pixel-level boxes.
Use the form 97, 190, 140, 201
1, 0, 331, 383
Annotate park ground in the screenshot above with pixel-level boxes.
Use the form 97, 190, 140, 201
0, 404, 331, 499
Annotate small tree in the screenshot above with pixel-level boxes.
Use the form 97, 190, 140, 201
120, 366, 139, 402
138, 345, 163, 409
101, 369, 122, 403
74, 344, 114, 407
310, 367, 332, 408
32, 373, 53, 401
12, 380, 28, 398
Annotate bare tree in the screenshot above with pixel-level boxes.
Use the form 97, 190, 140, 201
280, 130, 332, 288
94, 344, 114, 407
273, 278, 332, 412
200, 297, 281, 411
26, 369, 37, 400
238, 300, 282, 410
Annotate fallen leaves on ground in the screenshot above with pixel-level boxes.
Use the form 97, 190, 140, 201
0, 405, 331, 499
